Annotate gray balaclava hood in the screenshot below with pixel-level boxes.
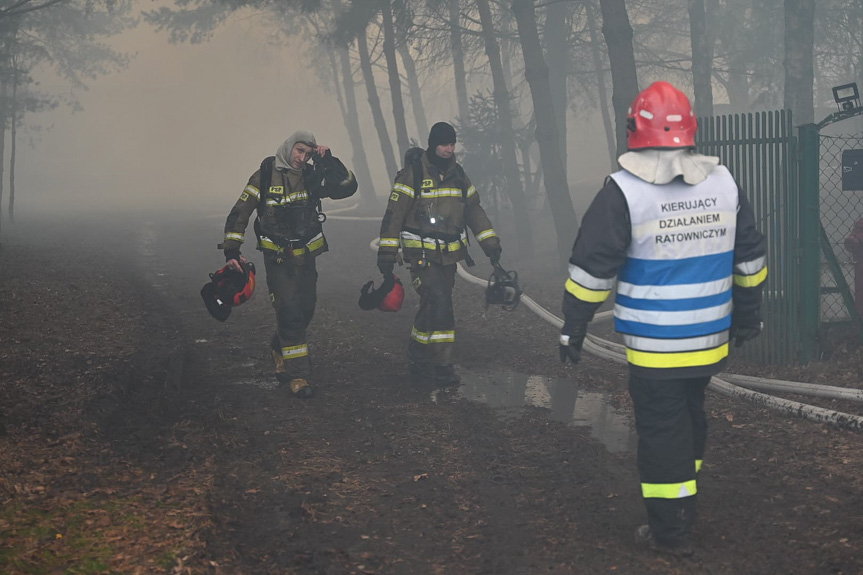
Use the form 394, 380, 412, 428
618, 148, 719, 185
275, 130, 317, 172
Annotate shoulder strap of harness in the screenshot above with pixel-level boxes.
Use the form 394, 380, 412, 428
258, 156, 275, 211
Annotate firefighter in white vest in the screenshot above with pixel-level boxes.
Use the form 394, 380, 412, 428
558, 81, 767, 556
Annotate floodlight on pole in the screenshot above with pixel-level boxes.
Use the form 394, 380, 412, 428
832, 83, 860, 112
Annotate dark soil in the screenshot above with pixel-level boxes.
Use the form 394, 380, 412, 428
2, 210, 863, 575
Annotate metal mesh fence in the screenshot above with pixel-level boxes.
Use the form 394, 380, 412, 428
819, 134, 863, 323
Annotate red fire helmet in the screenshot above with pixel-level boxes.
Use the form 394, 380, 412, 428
378, 275, 405, 312
627, 81, 697, 150
358, 274, 404, 312
201, 261, 256, 322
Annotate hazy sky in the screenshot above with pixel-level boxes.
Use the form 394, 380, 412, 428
12, 4, 610, 219
16, 9, 373, 215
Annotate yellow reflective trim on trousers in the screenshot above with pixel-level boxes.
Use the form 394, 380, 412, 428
411, 327, 454, 344
626, 343, 729, 369
411, 327, 430, 343
565, 278, 611, 303
733, 265, 767, 288
641, 479, 697, 499
282, 344, 309, 359
695, 459, 703, 473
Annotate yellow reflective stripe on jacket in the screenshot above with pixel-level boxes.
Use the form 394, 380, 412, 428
266, 191, 310, 206
244, 184, 261, 201
733, 265, 768, 288
281, 344, 309, 360
402, 237, 464, 252
259, 238, 286, 253
566, 278, 612, 304
306, 233, 325, 253
411, 327, 456, 344
225, 232, 245, 243
420, 188, 463, 198
393, 183, 415, 198
379, 238, 400, 248
641, 479, 697, 499
626, 343, 729, 369
695, 459, 703, 473
340, 171, 356, 186
466, 185, 477, 198
475, 229, 497, 241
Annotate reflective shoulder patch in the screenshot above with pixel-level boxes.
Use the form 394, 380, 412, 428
270, 186, 284, 194
422, 179, 434, 188
390, 192, 399, 202
240, 192, 249, 202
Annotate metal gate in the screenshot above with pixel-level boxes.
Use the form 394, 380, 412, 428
696, 110, 803, 365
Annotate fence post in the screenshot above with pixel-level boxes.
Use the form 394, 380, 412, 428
798, 123, 820, 363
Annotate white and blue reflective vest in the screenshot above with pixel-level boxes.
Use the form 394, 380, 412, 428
611, 166, 739, 371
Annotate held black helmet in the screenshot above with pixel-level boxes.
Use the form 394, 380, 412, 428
485, 262, 522, 311
201, 261, 256, 322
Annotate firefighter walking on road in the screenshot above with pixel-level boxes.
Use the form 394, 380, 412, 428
377, 122, 502, 386
222, 131, 358, 398
558, 82, 767, 556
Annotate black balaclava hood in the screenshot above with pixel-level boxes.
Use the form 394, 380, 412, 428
427, 122, 457, 170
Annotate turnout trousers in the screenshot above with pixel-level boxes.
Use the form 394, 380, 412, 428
263, 252, 318, 379
628, 374, 710, 548
408, 262, 457, 367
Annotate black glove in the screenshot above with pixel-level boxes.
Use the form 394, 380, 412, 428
313, 148, 334, 166
488, 246, 502, 266
377, 254, 395, 277
559, 321, 587, 364
730, 309, 763, 348
224, 248, 241, 263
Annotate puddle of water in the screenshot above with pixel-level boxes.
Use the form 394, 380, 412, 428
455, 367, 637, 454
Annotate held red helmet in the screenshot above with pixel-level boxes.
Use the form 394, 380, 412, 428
200, 261, 256, 322
358, 274, 404, 312
378, 275, 405, 312
627, 81, 697, 150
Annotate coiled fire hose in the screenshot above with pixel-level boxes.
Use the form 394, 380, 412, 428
329, 205, 863, 431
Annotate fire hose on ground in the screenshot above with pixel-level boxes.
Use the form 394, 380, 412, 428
326, 207, 863, 431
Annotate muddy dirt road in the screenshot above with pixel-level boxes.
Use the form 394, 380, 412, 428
2, 210, 862, 574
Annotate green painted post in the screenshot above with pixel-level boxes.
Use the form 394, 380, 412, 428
798, 123, 820, 364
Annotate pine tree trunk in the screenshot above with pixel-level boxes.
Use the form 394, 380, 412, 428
329, 0, 376, 204
783, 0, 815, 124
543, 0, 570, 165
586, 1, 616, 170
381, 3, 410, 157
9, 67, 16, 221
356, 31, 399, 179
512, 0, 577, 261
0, 76, 7, 229
448, 0, 470, 123
689, 0, 714, 116
598, 0, 639, 160
397, 42, 428, 139
475, 0, 533, 256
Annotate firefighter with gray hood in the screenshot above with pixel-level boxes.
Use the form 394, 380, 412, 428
377, 122, 502, 385
558, 82, 767, 556
222, 131, 358, 398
